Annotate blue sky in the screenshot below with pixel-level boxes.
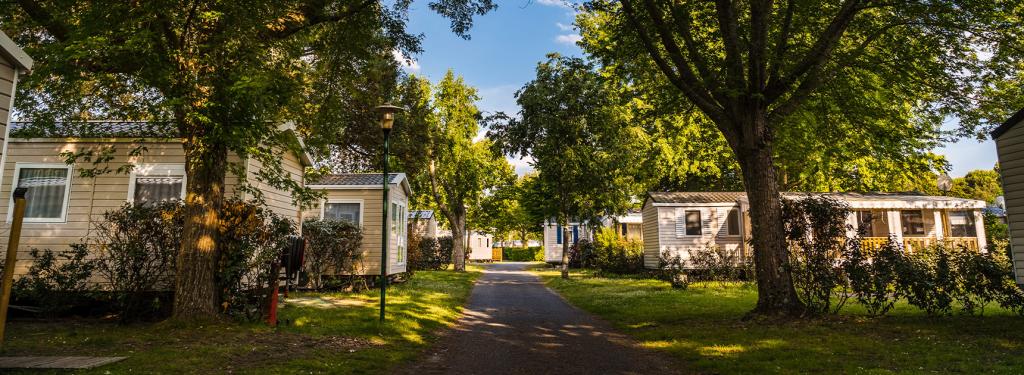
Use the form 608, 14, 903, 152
402, 2, 999, 178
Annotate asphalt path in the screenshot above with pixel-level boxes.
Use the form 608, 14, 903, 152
399, 262, 682, 375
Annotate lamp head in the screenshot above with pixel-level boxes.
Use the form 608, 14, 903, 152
376, 104, 405, 130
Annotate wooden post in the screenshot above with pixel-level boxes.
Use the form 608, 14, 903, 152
0, 187, 29, 348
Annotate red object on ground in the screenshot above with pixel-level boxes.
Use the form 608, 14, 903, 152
267, 262, 280, 327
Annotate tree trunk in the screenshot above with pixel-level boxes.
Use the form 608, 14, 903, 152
560, 219, 570, 279
735, 123, 806, 317
173, 137, 228, 319
451, 206, 467, 272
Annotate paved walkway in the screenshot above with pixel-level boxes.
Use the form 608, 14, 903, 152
401, 262, 681, 374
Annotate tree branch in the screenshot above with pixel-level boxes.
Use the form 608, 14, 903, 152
713, 0, 746, 93
748, 0, 773, 93
766, 0, 795, 86
15, 0, 70, 41
266, 0, 377, 40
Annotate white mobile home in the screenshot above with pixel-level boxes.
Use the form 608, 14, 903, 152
308, 173, 412, 275
642, 191, 988, 269
468, 231, 494, 261
992, 108, 1024, 284
542, 218, 595, 263
409, 210, 437, 239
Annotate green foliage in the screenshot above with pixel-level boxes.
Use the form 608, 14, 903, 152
655, 250, 688, 289
591, 228, 644, 275
984, 211, 1009, 257
783, 196, 853, 314
950, 168, 1003, 204
14, 245, 97, 316
502, 247, 545, 262
476, 175, 543, 244
91, 202, 181, 321
686, 247, 745, 286
410, 237, 452, 271
301, 218, 363, 291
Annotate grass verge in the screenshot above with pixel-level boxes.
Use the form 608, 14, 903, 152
1, 268, 480, 374
535, 268, 1024, 374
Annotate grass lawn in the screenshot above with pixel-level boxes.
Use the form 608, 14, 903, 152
535, 268, 1024, 374
1, 267, 479, 374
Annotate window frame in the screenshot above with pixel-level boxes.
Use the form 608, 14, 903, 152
127, 163, 187, 205
392, 201, 407, 265
684, 210, 703, 236
948, 211, 978, 237
725, 208, 740, 236
9, 163, 74, 223
321, 198, 364, 226
901, 210, 926, 236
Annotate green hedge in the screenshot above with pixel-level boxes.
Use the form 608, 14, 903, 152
502, 246, 545, 261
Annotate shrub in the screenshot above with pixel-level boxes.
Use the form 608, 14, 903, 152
845, 240, 903, 316
655, 250, 688, 289
14, 244, 97, 316
567, 239, 595, 268
782, 196, 852, 314
502, 247, 544, 261
218, 199, 296, 320
591, 228, 644, 275
302, 218, 362, 290
410, 237, 450, 271
437, 236, 455, 265
687, 246, 742, 286
91, 201, 180, 321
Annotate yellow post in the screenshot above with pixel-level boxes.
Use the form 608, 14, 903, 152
0, 187, 29, 348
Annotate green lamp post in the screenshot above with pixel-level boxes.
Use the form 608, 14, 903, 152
377, 103, 403, 322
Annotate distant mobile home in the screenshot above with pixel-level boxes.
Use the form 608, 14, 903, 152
542, 218, 595, 263
409, 210, 437, 239
0, 121, 310, 278
642, 191, 988, 269
308, 173, 412, 276
991, 108, 1024, 284
467, 231, 494, 261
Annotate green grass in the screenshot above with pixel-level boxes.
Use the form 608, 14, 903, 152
2, 268, 480, 374
536, 268, 1024, 374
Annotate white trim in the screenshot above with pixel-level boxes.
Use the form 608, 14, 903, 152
393, 200, 408, 266
0, 63, 19, 206
0, 31, 33, 70
651, 202, 741, 208
8, 163, 73, 223
320, 198, 364, 226
11, 137, 181, 143
126, 163, 187, 204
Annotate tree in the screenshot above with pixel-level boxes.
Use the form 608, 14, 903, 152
950, 168, 1003, 204
579, 0, 1023, 316
476, 175, 544, 246
4, 0, 496, 318
489, 55, 643, 278
424, 71, 512, 271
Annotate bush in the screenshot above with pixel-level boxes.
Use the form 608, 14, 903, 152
14, 244, 97, 316
655, 250, 688, 289
783, 196, 852, 314
567, 239, 595, 268
592, 228, 644, 274
91, 201, 180, 321
302, 218, 362, 290
218, 199, 296, 320
411, 237, 450, 271
687, 246, 743, 286
438, 236, 455, 265
502, 247, 544, 261
844, 239, 903, 316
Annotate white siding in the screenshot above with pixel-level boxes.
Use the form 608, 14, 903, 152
996, 119, 1024, 283
644, 203, 745, 269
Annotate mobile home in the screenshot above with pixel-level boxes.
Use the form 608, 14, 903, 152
992, 108, 1024, 284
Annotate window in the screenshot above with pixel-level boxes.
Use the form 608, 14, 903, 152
572, 225, 579, 243
12, 164, 72, 222
392, 202, 406, 264
128, 164, 186, 205
556, 226, 563, 244
685, 210, 702, 236
856, 211, 874, 235
726, 209, 740, 236
901, 210, 925, 236
621, 223, 628, 236
949, 211, 977, 237
324, 201, 361, 224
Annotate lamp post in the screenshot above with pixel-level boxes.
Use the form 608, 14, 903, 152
377, 103, 403, 323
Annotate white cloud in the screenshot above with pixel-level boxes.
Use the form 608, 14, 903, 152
556, 22, 574, 31
536, 0, 572, 8
507, 155, 536, 176
554, 34, 582, 45
391, 49, 420, 72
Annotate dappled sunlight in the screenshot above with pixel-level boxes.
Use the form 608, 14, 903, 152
698, 344, 747, 357
284, 296, 367, 309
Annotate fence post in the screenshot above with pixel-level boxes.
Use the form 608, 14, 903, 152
0, 187, 29, 348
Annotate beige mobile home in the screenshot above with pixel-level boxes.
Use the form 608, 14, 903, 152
603, 211, 644, 242
468, 231, 494, 261
992, 108, 1024, 284
0, 31, 32, 198
409, 210, 437, 239
0, 121, 310, 278
642, 191, 988, 269
307, 173, 411, 275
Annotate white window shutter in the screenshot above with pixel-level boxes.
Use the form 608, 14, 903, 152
675, 210, 686, 238
717, 208, 729, 237
702, 208, 713, 237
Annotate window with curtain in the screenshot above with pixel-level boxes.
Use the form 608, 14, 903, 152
133, 176, 184, 205
392, 203, 406, 264
949, 211, 977, 237
901, 210, 925, 236
17, 167, 70, 220
856, 211, 874, 235
325, 202, 360, 224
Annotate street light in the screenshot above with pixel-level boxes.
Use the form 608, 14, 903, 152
376, 103, 404, 323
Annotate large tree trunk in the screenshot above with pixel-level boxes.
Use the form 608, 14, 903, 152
735, 118, 805, 317
450, 205, 467, 272
173, 137, 228, 319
